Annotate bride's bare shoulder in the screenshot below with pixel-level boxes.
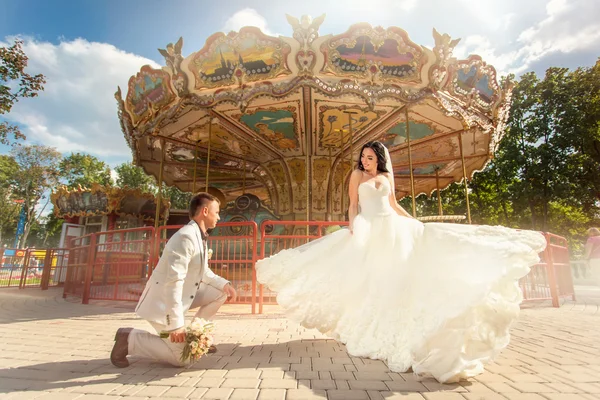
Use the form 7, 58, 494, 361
351, 169, 363, 179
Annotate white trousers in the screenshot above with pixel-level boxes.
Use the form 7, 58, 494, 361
128, 282, 227, 366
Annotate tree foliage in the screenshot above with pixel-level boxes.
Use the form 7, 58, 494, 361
59, 152, 112, 189
2, 145, 61, 247
0, 39, 46, 145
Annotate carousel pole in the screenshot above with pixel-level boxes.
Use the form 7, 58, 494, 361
305, 125, 310, 230
435, 167, 443, 216
242, 152, 246, 194
327, 146, 333, 221
154, 138, 165, 230
344, 111, 357, 172
457, 131, 472, 224
405, 107, 417, 218
339, 130, 345, 214
205, 117, 213, 190
192, 139, 199, 194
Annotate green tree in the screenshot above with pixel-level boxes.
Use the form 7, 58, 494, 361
114, 161, 190, 209
0, 39, 46, 145
59, 152, 112, 189
163, 186, 192, 210
114, 161, 156, 192
0, 155, 21, 245
8, 145, 61, 248
39, 212, 64, 247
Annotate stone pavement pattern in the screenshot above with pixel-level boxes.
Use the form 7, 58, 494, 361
1, 287, 600, 400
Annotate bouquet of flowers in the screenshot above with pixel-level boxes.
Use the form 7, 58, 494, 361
160, 318, 215, 364
207, 248, 213, 260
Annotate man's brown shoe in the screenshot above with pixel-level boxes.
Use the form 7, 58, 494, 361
207, 345, 217, 354
110, 327, 133, 368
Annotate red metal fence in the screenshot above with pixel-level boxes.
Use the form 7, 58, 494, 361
2, 221, 576, 311
63, 234, 95, 299
85, 227, 155, 303
0, 248, 28, 288
154, 222, 259, 311
520, 233, 575, 306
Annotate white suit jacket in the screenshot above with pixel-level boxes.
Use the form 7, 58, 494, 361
135, 221, 229, 329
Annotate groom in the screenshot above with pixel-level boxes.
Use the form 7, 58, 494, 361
110, 192, 237, 367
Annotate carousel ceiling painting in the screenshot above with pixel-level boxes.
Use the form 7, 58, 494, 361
117, 14, 512, 221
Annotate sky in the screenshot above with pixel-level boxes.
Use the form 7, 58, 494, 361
1, 0, 599, 168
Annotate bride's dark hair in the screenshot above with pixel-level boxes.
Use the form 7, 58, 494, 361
357, 141, 389, 173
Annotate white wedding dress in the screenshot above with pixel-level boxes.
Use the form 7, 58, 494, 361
256, 178, 546, 383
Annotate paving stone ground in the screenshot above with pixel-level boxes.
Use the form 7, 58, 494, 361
1, 286, 600, 400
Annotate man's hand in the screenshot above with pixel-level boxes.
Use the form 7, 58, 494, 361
169, 327, 186, 343
223, 283, 237, 302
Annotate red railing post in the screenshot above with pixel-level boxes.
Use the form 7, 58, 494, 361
543, 233, 560, 308
40, 250, 53, 290
82, 234, 97, 304
18, 249, 32, 289
258, 221, 268, 315
250, 221, 258, 315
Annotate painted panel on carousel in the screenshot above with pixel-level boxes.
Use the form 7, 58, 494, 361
312, 158, 331, 212
330, 160, 352, 215
266, 160, 290, 214
449, 57, 500, 110
126, 65, 176, 126
239, 107, 300, 152
318, 105, 385, 151
380, 121, 435, 148
287, 158, 308, 213
189, 28, 291, 89
321, 25, 426, 83
54, 190, 109, 217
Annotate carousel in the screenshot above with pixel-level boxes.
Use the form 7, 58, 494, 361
116, 14, 512, 225
51, 184, 169, 245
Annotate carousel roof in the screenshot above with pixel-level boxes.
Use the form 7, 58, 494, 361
116, 14, 512, 218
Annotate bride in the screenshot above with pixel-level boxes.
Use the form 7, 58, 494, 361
256, 141, 546, 383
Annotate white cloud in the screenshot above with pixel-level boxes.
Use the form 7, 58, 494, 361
512, 0, 600, 72
222, 8, 276, 36
397, 0, 417, 11
2, 36, 160, 164
443, 0, 599, 76
454, 35, 520, 77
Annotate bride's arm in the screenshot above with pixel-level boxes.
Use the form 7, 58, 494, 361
348, 170, 362, 233
385, 173, 413, 218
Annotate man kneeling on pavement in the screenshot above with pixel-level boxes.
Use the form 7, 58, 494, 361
110, 192, 237, 367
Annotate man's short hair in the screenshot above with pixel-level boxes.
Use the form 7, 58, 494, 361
189, 192, 219, 219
